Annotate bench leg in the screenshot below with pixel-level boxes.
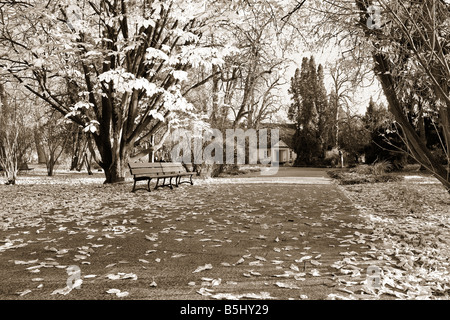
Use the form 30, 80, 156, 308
132, 178, 152, 192
178, 175, 194, 186
155, 177, 177, 190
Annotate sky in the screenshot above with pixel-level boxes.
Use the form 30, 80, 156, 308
283, 46, 386, 117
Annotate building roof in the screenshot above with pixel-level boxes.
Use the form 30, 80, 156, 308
274, 140, 290, 149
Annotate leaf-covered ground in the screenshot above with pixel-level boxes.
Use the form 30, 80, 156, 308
339, 176, 450, 299
0, 168, 449, 300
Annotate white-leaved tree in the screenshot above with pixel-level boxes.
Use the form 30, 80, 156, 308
0, 0, 238, 183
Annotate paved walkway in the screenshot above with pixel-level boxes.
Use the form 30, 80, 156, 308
214, 167, 333, 185
239, 166, 331, 178
0, 167, 376, 300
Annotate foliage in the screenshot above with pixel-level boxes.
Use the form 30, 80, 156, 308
289, 56, 331, 165
35, 111, 72, 176
0, 0, 238, 183
362, 97, 406, 168
342, 180, 450, 299
299, 0, 450, 191
327, 169, 401, 185
338, 115, 370, 166
0, 83, 34, 184
327, 159, 402, 185
178, 0, 299, 176
371, 160, 393, 176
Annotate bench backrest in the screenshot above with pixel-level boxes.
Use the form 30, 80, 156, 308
128, 162, 163, 176
128, 162, 187, 176
159, 163, 186, 175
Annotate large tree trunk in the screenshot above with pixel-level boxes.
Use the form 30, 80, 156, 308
103, 159, 127, 184
94, 140, 129, 184
92, 125, 129, 184
0, 83, 19, 185
33, 128, 46, 164
70, 127, 84, 171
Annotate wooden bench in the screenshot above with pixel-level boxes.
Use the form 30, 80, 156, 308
128, 162, 194, 192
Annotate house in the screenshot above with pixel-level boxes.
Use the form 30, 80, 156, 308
271, 140, 296, 164
257, 140, 296, 164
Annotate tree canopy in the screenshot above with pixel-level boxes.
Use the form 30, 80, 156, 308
0, 0, 449, 191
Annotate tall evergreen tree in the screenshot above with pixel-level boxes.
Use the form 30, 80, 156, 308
288, 56, 329, 165
315, 64, 331, 154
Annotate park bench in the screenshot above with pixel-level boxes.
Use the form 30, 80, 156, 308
128, 162, 194, 192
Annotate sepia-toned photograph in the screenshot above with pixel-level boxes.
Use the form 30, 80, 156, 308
0, 0, 449, 313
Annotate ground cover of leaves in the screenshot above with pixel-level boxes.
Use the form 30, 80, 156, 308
0, 171, 449, 300
339, 176, 450, 299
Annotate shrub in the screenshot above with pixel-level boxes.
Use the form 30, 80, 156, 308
327, 165, 402, 185
372, 160, 393, 176
373, 175, 402, 183
324, 148, 340, 168
352, 165, 373, 175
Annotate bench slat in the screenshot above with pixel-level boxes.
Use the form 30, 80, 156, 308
129, 163, 161, 169
130, 168, 164, 175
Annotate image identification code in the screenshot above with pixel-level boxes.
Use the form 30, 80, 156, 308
180, 304, 269, 317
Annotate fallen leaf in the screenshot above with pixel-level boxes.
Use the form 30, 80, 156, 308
145, 234, 158, 241
106, 289, 121, 294
193, 264, 213, 273
249, 260, 264, 266
310, 260, 322, 266
197, 287, 214, 296
211, 278, 222, 286
290, 264, 300, 272
295, 256, 312, 263
106, 272, 137, 280
51, 286, 72, 295
14, 259, 38, 265
310, 269, 320, 277
106, 288, 129, 297
17, 289, 32, 296
275, 282, 300, 289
